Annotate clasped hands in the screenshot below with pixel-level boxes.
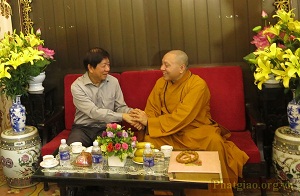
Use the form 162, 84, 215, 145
123, 108, 148, 131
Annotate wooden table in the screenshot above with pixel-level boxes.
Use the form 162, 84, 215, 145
31, 155, 209, 196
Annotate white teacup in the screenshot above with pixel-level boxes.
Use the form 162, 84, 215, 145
43, 155, 56, 166
160, 145, 173, 157
70, 142, 83, 153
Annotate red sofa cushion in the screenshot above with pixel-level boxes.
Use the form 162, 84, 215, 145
41, 129, 71, 156
229, 131, 260, 163
190, 66, 246, 131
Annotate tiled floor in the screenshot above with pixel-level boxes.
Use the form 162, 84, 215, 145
233, 165, 282, 196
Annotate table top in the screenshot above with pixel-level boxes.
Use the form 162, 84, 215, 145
31, 155, 207, 190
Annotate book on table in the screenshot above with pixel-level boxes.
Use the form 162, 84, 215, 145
167, 151, 222, 183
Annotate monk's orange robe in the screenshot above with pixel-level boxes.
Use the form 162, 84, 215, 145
142, 70, 249, 196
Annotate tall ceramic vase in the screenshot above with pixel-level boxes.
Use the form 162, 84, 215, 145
9, 95, 26, 133
28, 71, 46, 94
287, 90, 300, 133
1, 95, 41, 188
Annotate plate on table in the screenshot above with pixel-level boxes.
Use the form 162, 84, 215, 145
40, 160, 59, 168
132, 157, 143, 165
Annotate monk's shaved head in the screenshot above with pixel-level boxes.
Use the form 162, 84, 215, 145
167, 50, 189, 67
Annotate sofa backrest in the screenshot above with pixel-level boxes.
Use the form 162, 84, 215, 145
64, 73, 121, 130
119, 70, 162, 110
190, 66, 245, 131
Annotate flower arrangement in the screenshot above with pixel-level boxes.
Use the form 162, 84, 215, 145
0, 28, 55, 99
243, 9, 300, 101
96, 123, 136, 161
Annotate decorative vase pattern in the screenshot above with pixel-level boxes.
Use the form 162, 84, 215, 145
107, 156, 126, 167
287, 94, 300, 133
272, 126, 300, 194
28, 71, 46, 94
9, 95, 26, 132
0, 126, 41, 188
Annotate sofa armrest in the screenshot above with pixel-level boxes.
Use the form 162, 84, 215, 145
245, 102, 267, 163
37, 106, 65, 146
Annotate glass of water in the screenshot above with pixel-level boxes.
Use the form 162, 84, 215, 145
153, 151, 165, 175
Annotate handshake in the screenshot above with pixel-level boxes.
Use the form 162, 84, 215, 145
123, 108, 148, 131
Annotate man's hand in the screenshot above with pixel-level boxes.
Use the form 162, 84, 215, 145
122, 113, 134, 124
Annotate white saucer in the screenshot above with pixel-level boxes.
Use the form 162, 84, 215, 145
40, 160, 59, 168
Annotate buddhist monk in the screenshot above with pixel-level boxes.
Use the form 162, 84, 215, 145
130, 50, 249, 195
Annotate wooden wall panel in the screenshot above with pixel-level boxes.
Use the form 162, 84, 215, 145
10, 0, 275, 106
234, 0, 251, 61
108, 0, 124, 67
169, 0, 184, 50
182, 0, 198, 64
144, 0, 160, 67
132, 0, 148, 68
120, 0, 136, 68
52, 0, 68, 73
97, 0, 111, 60
220, 0, 236, 62
65, 0, 80, 69
85, 0, 99, 47
207, 0, 223, 63
78, 0, 93, 65
156, 0, 172, 61
195, 0, 210, 63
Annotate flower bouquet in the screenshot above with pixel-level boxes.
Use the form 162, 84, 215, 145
243, 9, 300, 101
96, 123, 136, 162
0, 28, 55, 99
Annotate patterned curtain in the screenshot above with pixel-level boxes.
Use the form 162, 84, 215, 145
0, 0, 13, 134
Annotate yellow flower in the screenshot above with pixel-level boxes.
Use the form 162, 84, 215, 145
254, 59, 273, 90
273, 8, 294, 23
0, 65, 11, 79
272, 63, 293, 88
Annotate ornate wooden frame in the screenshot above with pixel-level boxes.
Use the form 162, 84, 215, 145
0, 0, 12, 18
274, 0, 291, 11
19, 0, 33, 34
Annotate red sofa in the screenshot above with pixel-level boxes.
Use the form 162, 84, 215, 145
40, 65, 266, 182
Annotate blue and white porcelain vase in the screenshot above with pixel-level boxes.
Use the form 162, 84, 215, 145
9, 95, 26, 132
287, 90, 300, 133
